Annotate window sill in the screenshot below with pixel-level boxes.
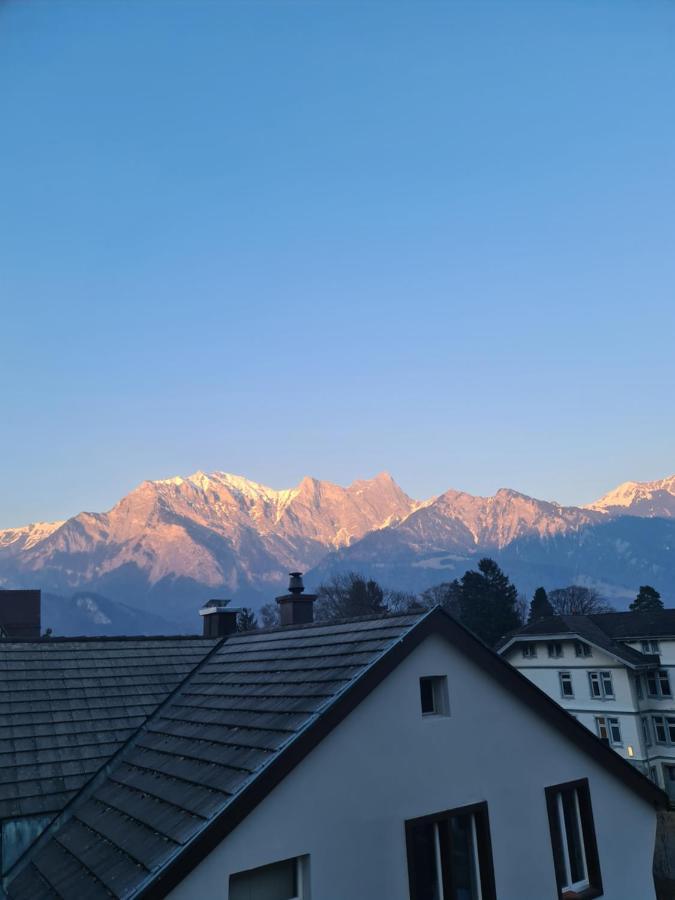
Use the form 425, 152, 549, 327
562, 888, 603, 900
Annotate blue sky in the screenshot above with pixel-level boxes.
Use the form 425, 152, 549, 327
2, 0, 675, 528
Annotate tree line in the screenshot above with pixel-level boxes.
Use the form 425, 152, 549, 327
236, 563, 666, 648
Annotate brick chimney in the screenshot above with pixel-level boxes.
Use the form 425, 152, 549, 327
276, 572, 317, 626
199, 599, 241, 638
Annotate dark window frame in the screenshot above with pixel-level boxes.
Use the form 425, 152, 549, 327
559, 671, 574, 698
405, 801, 497, 900
545, 778, 603, 900
419, 675, 450, 717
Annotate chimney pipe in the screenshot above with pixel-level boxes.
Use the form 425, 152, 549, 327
199, 599, 241, 638
276, 572, 317, 626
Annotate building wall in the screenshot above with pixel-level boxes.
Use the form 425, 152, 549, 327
504, 637, 675, 793
168, 632, 658, 900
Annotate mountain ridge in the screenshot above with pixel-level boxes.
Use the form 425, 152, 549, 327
2, 469, 675, 628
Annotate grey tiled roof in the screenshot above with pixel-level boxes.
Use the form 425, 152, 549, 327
6, 613, 425, 899
0, 638, 218, 822
499, 614, 661, 667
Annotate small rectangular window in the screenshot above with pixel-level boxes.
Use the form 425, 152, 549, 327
654, 716, 667, 743
548, 642, 563, 658
419, 676, 449, 717
608, 717, 622, 744
659, 670, 671, 697
559, 672, 574, 698
522, 643, 537, 659
642, 717, 652, 747
405, 802, 497, 900
588, 671, 613, 699
575, 641, 592, 658
595, 716, 609, 743
642, 640, 660, 654
545, 779, 602, 900
647, 669, 671, 698
229, 856, 306, 900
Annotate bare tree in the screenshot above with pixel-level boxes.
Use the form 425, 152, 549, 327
548, 585, 614, 615
259, 601, 280, 628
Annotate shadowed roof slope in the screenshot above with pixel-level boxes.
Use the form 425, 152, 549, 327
6, 612, 425, 899
0, 637, 218, 823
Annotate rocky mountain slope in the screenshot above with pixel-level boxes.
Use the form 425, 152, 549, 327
2, 469, 675, 630
0, 471, 415, 625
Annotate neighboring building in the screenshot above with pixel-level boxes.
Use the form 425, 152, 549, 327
499, 611, 675, 801
0, 590, 40, 638
0, 579, 665, 900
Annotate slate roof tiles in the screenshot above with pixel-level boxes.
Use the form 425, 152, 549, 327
5, 613, 424, 899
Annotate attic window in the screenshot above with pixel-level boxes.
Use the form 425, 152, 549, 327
575, 641, 592, 658
420, 676, 449, 716
229, 856, 307, 900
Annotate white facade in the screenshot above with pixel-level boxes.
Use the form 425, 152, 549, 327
500, 633, 675, 800
168, 632, 658, 900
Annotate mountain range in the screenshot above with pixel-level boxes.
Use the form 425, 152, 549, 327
2, 471, 675, 633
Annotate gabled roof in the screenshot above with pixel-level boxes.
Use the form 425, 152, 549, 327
497, 615, 660, 668
0, 637, 218, 823
5, 609, 667, 900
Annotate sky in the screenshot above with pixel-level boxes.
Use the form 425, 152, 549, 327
2, 0, 675, 528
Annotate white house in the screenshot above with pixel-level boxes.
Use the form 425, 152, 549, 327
2, 583, 666, 900
498, 611, 675, 803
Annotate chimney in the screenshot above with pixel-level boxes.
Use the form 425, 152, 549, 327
276, 572, 317, 626
199, 599, 241, 638
0, 590, 41, 639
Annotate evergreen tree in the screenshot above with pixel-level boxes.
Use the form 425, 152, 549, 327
629, 585, 664, 613
457, 557, 521, 647
237, 608, 259, 632
528, 586, 554, 623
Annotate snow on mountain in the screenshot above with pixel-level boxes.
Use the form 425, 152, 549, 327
0, 471, 416, 622
587, 475, 675, 518
3, 469, 675, 626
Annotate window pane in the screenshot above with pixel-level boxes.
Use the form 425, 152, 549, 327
609, 719, 621, 743
562, 790, 586, 886
420, 679, 435, 715
589, 674, 601, 698
229, 858, 298, 900
655, 717, 667, 742
659, 671, 671, 696
601, 673, 613, 696
408, 821, 442, 900
448, 814, 480, 900
667, 718, 675, 743
647, 673, 658, 695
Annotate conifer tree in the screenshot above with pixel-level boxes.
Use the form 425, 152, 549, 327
457, 558, 521, 647
629, 585, 664, 613
528, 586, 554, 623
237, 608, 259, 632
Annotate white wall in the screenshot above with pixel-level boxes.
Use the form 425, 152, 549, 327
168, 633, 658, 900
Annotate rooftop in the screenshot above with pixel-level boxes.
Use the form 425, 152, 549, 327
2, 609, 666, 899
